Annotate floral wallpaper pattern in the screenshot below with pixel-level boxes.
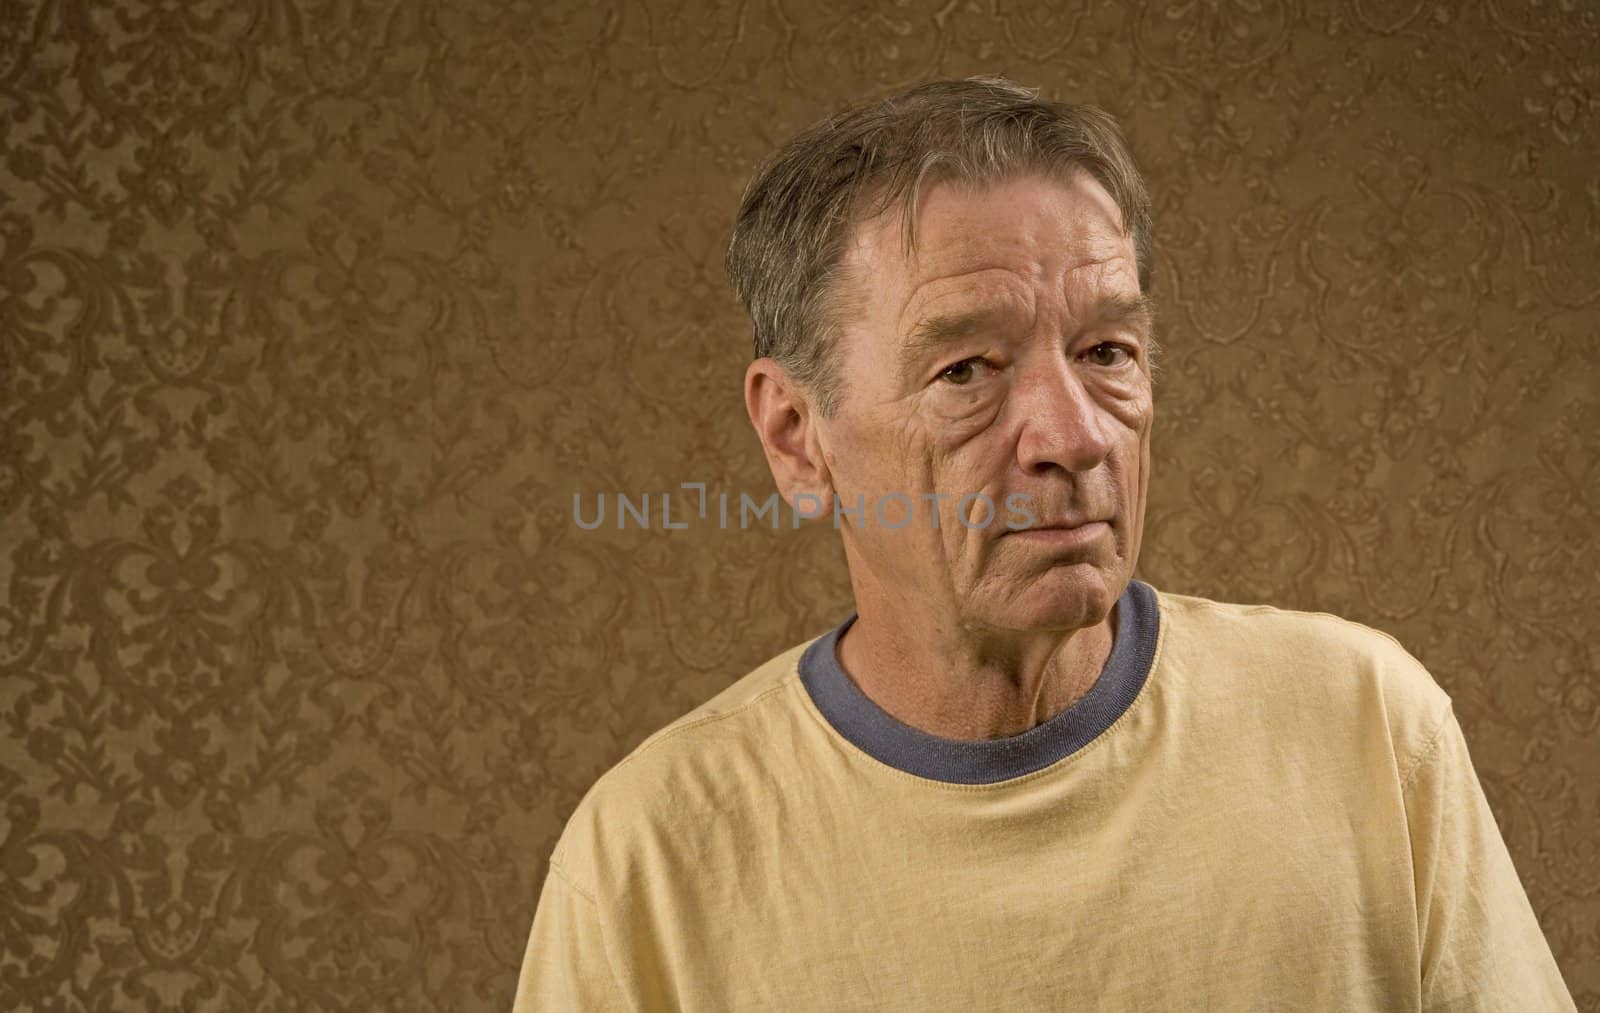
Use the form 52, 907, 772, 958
0, 0, 1595, 1009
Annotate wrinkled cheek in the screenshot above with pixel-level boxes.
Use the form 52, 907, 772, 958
936, 515, 990, 592
926, 447, 1008, 529
1128, 404, 1154, 560
929, 402, 1003, 454
1136, 411, 1152, 491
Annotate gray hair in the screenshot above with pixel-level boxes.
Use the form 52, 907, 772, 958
725, 75, 1156, 416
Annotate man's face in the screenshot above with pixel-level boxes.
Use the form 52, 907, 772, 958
815, 170, 1154, 634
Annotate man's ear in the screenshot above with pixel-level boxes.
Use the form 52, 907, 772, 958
744, 358, 833, 510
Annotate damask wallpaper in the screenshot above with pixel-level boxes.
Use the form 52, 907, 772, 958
0, 0, 1595, 1009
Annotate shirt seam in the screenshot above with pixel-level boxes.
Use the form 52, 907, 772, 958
1397, 699, 1453, 1007
547, 857, 596, 904
601, 676, 802, 779
1175, 595, 1418, 658
545, 857, 640, 1013
1398, 699, 1454, 792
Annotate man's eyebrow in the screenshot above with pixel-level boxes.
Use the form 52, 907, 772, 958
1084, 292, 1156, 336
899, 306, 1009, 366
900, 292, 1156, 368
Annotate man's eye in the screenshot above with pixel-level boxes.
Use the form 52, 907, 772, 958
938, 358, 992, 385
1085, 343, 1133, 367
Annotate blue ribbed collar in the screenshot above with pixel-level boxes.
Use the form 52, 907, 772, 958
799, 579, 1160, 785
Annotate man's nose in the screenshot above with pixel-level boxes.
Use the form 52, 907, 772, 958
1013, 357, 1114, 475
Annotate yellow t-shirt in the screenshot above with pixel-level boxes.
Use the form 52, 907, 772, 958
514, 581, 1574, 1011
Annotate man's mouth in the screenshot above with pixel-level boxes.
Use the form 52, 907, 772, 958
1001, 518, 1112, 549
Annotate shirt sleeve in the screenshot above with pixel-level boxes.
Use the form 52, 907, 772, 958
1403, 704, 1576, 1012
512, 859, 635, 1012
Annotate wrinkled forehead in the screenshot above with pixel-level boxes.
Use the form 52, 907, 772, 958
838, 169, 1135, 307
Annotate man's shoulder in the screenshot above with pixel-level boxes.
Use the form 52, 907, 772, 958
548, 632, 821, 885
651, 634, 816, 738
1153, 585, 1454, 763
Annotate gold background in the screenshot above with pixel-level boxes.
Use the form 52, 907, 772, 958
1, 0, 1596, 1008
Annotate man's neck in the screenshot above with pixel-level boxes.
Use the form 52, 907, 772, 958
834, 602, 1118, 741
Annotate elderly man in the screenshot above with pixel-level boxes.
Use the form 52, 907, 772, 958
514, 77, 1574, 1010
